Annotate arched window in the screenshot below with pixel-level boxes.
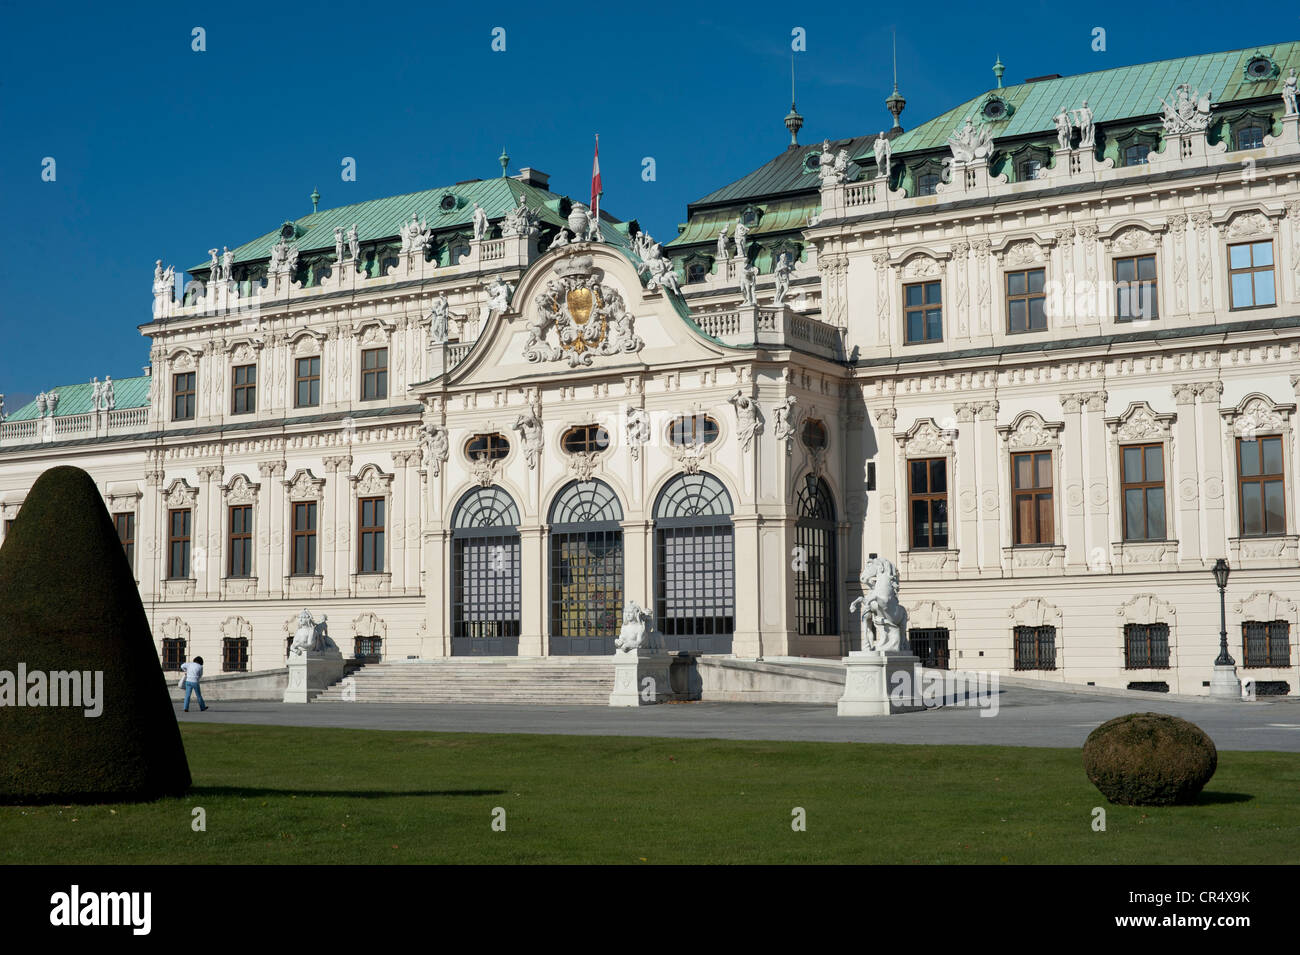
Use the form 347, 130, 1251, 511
654, 472, 735, 653
451, 486, 522, 656
795, 476, 838, 637
549, 480, 624, 655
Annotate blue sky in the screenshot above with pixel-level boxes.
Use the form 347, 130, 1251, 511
0, 0, 1280, 406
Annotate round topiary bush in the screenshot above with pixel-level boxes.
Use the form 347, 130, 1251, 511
1082, 712, 1217, 806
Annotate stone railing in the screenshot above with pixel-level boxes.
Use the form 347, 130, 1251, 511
0, 405, 154, 448
694, 310, 741, 338
53, 412, 94, 436
0, 418, 40, 443
690, 304, 844, 359
447, 342, 473, 368
479, 239, 506, 262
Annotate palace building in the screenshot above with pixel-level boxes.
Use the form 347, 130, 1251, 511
2, 43, 1298, 696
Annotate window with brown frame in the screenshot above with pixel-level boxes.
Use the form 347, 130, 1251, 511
231, 364, 256, 414
1237, 436, 1285, 536
465, 433, 511, 461
167, 508, 191, 579
561, 424, 611, 454
908, 457, 949, 549
1013, 625, 1057, 670
1011, 451, 1053, 545
361, 348, 388, 400
113, 512, 135, 570
161, 638, 186, 671
3, 518, 14, 537
667, 414, 720, 446
903, 280, 943, 343
1124, 622, 1171, 669
1121, 444, 1166, 541
291, 501, 317, 576
1114, 254, 1158, 321
222, 637, 249, 673
227, 504, 252, 577
358, 496, 385, 574
1228, 241, 1276, 310
295, 356, 320, 408
1005, 268, 1046, 333
172, 372, 195, 421
1242, 620, 1290, 668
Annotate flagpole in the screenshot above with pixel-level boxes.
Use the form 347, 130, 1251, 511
593, 133, 600, 229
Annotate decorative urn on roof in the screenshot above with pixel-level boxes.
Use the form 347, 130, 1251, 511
567, 203, 592, 240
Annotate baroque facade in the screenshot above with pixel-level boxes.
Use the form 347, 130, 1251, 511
2, 43, 1299, 695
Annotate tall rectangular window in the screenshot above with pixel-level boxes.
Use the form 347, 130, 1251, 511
1012, 451, 1053, 545
1114, 254, 1158, 321
908, 458, 948, 549
1124, 623, 1171, 669
1228, 241, 1276, 310
292, 501, 317, 576
168, 508, 191, 579
295, 356, 320, 408
1122, 444, 1166, 541
903, 281, 943, 343
358, 497, 385, 573
1237, 436, 1285, 536
231, 364, 256, 414
172, 372, 195, 421
113, 512, 136, 570
1243, 621, 1290, 668
222, 637, 249, 673
161, 638, 186, 671
1006, 268, 1046, 333
361, 348, 388, 400
227, 504, 252, 577
1013, 625, 1056, 671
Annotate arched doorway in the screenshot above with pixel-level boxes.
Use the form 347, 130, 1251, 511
451, 486, 522, 656
548, 480, 624, 655
795, 475, 838, 637
653, 472, 735, 653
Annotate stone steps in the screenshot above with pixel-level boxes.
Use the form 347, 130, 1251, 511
313, 658, 616, 705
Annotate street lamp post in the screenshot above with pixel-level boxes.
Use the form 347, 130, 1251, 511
1208, 558, 1242, 700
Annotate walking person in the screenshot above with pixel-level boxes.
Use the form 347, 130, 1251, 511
179, 656, 208, 712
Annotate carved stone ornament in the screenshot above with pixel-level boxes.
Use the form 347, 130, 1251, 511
1105, 226, 1157, 253
625, 407, 651, 461
1108, 402, 1175, 442
998, 412, 1063, 450
1223, 211, 1275, 239
899, 418, 954, 456
1000, 239, 1045, 267
353, 466, 392, 497
1228, 396, 1288, 436
163, 479, 199, 509
524, 255, 643, 367
223, 474, 259, 506
900, 255, 942, 279
470, 455, 500, 488
1159, 83, 1213, 134
285, 469, 325, 502
672, 441, 707, 475
420, 423, 450, 477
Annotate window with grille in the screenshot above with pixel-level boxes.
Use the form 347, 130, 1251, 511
161, 638, 186, 671
1006, 268, 1047, 333
1237, 436, 1286, 537
114, 512, 135, 571
654, 472, 735, 653
667, 414, 719, 446
911, 627, 951, 670
358, 497, 385, 573
291, 501, 317, 576
1122, 444, 1166, 540
466, 433, 510, 461
173, 372, 195, 421
1243, 620, 1290, 668
168, 508, 191, 579
1124, 622, 1170, 669
908, 457, 949, 549
1013, 625, 1056, 670
231, 364, 256, 414
1012, 451, 1054, 546
904, 281, 943, 343
354, 635, 383, 660
795, 477, 837, 637
561, 424, 611, 454
1228, 241, 1276, 309
222, 637, 249, 672
227, 505, 252, 577
1114, 255, 1158, 321
549, 480, 624, 654
361, 348, 388, 400
295, 356, 321, 408
452, 486, 522, 653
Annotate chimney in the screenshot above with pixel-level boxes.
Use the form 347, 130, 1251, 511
513, 167, 550, 189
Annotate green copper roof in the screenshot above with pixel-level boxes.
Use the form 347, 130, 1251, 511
667, 195, 820, 248
885, 42, 1300, 156
189, 178, 577, 273
5, 376, 150, 421
688, 135, 878, 208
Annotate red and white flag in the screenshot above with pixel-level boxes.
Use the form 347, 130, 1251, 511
591, 135, 602, 211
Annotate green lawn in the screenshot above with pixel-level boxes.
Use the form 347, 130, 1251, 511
2, 723, 1297, 864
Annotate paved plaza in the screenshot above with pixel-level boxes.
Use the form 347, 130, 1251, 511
175, 686, 1300, 752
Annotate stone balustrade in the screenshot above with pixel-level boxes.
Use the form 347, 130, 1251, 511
0, 405, 155, 447
689, 303, 844, 360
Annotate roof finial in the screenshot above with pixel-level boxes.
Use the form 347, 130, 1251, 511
310, 186, 320, 213
993, 54, 1005, 89
499, 146, 509, 177
784, 53, 804, 148
886, 30, 906, 136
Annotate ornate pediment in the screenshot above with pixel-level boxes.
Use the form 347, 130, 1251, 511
284, 468, 325, 502
223, 474, 259, 505
1104, 226, 1158, 253
1223, 210, 1275, 239
1106, 401, 1175, 441
1223, 393, 1294, 436
897, 417, 955, 456
163, 478, 198, 508
997, 411, 1063, 449
999, 239, 1046, 267
1008, 596, 1061, 628
900, 254, 942, 279
523, 254, 642, 368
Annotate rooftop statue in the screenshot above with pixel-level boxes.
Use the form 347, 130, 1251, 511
486, 275, 514, 314
1054, 106, 1072, 149
472, 202, 490, 241
738, 261, 758, 305
1072, 100, 1095, 149
716, 225, 729, 261
947, 117, 994, 165
1160, 83, 1213, 134
501, 193, 539, 238
873, 131, 891, 180
1283, 67, 1298, 116
849, 556, 910, 653
346, 224, 359, 261
637, 243, 682, 296
773, 252, 793, 305
399, 214, 431, 255
817, 139, 846, 185
221, 247, 233, 282
733, 218, 749, 264
104, 376, 115, 412
548, 227, 572, 251
334, 227, 345, 263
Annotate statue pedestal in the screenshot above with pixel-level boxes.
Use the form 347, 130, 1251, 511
284, 649, 346, 704
837, 651, 923, 716
1208, 663, 1243, 702
609, 649, 673, 707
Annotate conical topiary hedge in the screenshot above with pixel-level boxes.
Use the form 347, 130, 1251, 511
0, 465, 191, 803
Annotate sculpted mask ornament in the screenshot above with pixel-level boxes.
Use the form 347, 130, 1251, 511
524, 255, 643, 367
